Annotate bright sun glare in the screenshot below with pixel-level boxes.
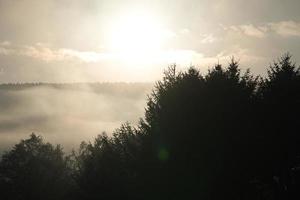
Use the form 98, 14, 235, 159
108, 12, 167, 54
105, 11, 195, 68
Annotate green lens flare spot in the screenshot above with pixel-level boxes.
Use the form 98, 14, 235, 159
158, 148, 169, 161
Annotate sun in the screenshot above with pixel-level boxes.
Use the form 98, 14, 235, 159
103, 10, 191, 70
108, 11, 166, 54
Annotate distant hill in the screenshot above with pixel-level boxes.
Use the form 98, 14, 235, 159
0, 82, 152, 96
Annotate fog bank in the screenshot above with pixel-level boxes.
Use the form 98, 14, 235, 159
0, 83, 152, 152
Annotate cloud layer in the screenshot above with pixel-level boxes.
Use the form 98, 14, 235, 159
0, 0, 299, 82
228, 21, 300, 38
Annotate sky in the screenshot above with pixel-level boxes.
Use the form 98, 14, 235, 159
0, 0, 300, 82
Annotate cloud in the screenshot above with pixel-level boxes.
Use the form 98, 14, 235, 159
213, 46, 266, 63
0, 43, 112, 63
22, 47, 112, 63
176, 46, 267, 70
162, 49, 204, 66
0, 41, 13, 55
180, 28, 190, 34
22, 45, 114, 63
227, 20, 300, 38
0, 47, 12, 56
269, 21, 300, 37
228, 24, 267, 38
200, 34, 217, 43
148, 46, 266, 72
0, 41, 11, 46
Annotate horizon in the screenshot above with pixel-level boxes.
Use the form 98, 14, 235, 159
0, 57, 294, 84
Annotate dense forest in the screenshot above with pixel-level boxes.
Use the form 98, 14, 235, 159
0, 54, 299, 200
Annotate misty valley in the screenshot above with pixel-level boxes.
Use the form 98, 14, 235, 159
0, 83, 152, 152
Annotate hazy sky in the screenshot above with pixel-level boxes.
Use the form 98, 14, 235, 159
0, 0, 300, 82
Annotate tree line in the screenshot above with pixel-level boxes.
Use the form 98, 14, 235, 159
0, 54, 299, 200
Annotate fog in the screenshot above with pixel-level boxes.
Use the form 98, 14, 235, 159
0, 83, 152, 152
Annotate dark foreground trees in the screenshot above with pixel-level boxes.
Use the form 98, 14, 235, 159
0, 133, 74, 200
0, 54, 299, 200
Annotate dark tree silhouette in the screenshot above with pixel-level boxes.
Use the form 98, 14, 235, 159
70, 54, 300, 200
72, 124, 143, 200
137, 60, 259, 199
257, 53, 300, 199
0, 133, 73, 200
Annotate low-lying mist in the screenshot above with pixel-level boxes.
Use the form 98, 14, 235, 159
0, 83, 153, 152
